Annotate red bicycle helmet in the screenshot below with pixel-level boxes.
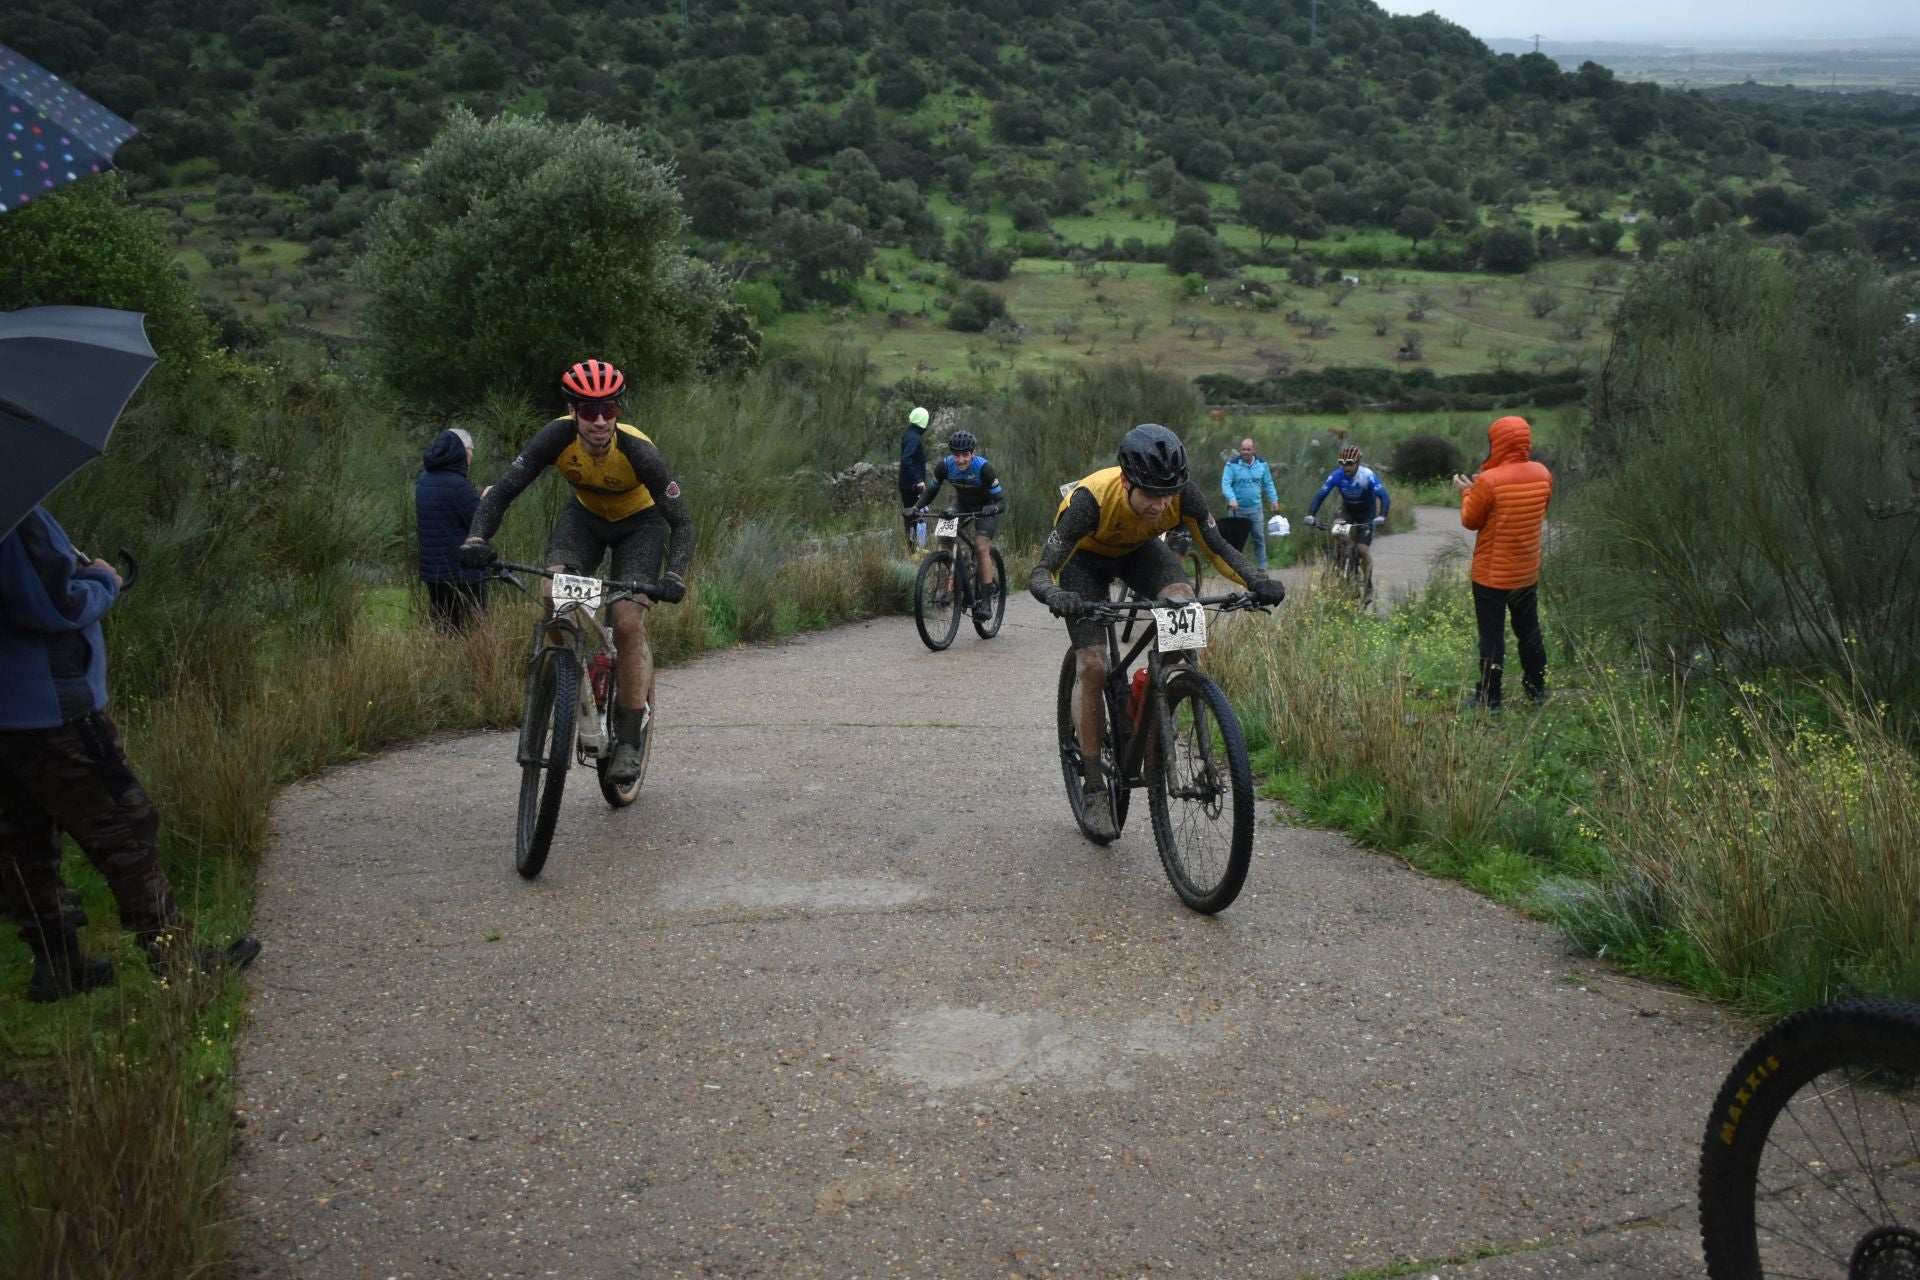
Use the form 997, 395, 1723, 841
561, 359, 626, 401
1337, 444, 1362, 464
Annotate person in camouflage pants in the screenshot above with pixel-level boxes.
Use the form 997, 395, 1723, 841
1, 506, 259, 1002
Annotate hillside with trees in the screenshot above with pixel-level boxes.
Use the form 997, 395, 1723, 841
6, 0, 1919, 357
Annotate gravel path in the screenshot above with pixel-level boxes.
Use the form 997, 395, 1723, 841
229, 507, 1745, 1278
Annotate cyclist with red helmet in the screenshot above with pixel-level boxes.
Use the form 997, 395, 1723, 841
461, 359, 692, 786
1029, 424, 1286, 839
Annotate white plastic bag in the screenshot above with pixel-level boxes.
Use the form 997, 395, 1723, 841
1266, 514, 1290, 538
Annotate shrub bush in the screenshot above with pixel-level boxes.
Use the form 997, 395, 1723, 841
1388, 434, 1463, 482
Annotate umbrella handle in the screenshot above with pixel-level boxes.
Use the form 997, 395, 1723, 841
115, 548, 139, 593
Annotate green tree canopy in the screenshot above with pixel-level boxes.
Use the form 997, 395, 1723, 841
357, 110, 750, 412
0, 177, 219, 391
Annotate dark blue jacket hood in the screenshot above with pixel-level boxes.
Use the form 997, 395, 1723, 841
423, 429, 470, 476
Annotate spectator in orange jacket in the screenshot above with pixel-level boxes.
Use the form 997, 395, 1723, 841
1452, 416, 1552, 711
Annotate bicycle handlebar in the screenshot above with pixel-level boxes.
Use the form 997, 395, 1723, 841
903, 505, 1002, 519
1078, 591, 1266, 622
489, 559, 668, 601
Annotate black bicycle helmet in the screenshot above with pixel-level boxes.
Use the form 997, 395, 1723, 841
1117, 423, 1188, 493
946, 429, 978, 453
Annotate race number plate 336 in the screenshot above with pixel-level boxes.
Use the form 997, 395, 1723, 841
1152, 603, 1207, 652
551, 572, 604, 612
1331, 521, 1352, 536
935, 517, 960, 539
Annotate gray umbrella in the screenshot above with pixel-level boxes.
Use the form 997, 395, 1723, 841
0, 305, 157, 539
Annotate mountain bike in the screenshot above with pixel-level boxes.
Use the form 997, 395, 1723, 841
1054, 590, 1268, 914
491, 560, 669, 879
1699, 997, 1920, 1279
910, 505, 1007, 651
1313, 518, 1376, 611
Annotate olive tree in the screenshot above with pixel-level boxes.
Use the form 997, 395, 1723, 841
359, 110, 752, 412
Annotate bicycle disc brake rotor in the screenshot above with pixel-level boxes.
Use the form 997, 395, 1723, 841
1854, 1228, 1920, 1280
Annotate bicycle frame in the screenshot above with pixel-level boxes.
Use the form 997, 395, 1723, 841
493, 561, 659, 765
1092, 593, 1253, 790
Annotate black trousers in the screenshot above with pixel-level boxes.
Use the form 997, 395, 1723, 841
1471, 582, 1546, 708
425, 579, 489, 632
0, 712, 179, 950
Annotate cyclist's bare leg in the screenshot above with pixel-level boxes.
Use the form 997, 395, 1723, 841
1073, 644, 1107, 785
975, 533, 995, 590
1355, 542, 1375, 592
610, 598, 652, 714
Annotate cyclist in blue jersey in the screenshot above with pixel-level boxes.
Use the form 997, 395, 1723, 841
916, 429, 1005, 621
1304, 444, 1390, 596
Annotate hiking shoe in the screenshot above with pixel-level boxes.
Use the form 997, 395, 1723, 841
1080, 780, 1119, 842
140, 929, 263, 977
26, 936, 115, 1004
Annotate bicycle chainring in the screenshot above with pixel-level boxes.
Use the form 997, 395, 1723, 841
1853, 1228, 1920, 1280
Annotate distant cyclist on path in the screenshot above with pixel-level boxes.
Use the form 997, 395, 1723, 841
1304, 444, 1391, 595
916, 429, 1005, 620
461, 359, 693, 787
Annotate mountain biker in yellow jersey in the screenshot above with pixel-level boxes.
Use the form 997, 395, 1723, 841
1028, 424, 1287, 839
460, 359, 693, 786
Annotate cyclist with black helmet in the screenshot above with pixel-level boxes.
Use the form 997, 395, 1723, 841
460, 359, 693, 786
1304, 444, 1391, 598
916, 429, 1005, 621
1029, 424, 1286, 840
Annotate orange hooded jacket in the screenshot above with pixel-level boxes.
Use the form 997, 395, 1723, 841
1460, 416, 1552, 589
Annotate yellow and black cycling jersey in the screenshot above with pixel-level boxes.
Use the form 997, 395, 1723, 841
1027, 466, 1259, 597
468, 416, 694, 579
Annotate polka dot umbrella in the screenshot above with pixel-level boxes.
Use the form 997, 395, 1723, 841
1, 42, 138, 216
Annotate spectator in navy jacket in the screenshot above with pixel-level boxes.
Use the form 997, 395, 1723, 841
0, 506, 259, 1002
416, 427, 489, 631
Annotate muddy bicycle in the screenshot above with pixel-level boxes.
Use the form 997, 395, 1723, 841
1312, 517, 1379, 611
1055, 590, 1268, 914
910, 504, 1007, 651
491, 560, 670, 878
1699, 997, 1920, 1279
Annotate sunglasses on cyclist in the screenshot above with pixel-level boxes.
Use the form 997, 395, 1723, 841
574, 400, 621, 423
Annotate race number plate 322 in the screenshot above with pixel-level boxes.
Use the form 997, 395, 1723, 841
551, 572, 603, 612
1152, 603, 1207, 652
935, 517, 960, 539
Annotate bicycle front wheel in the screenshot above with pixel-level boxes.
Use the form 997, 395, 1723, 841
516, 647, 576, 879
913, 550, 962, 651
1700, 998, 1920, 1280
1146, 666, 1254, 913
972, 547, 1008, 638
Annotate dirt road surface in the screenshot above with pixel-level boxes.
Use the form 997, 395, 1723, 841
231, 508, 1745, 1278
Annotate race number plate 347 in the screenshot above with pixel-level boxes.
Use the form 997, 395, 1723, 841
935, 517, 960, 539
551, 572, 604, 612
1152, 603, 1207, 651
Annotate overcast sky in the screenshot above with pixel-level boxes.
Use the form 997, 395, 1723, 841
1371, 1, 1920, 42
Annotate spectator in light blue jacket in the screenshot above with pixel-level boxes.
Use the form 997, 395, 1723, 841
1220, 438, 1280, 569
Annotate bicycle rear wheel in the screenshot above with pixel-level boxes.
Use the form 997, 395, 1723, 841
1146, 666, 1254, 913
1055, 648, 1128, 843
913, 550, 962, 651
516, 647, 576, 879
972, 547, 1008, 638
1699, 998, 1920, 1280
594, 661, 648, 808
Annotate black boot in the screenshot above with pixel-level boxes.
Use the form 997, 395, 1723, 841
137, 925, 262, 978
26, 932, 116, 1004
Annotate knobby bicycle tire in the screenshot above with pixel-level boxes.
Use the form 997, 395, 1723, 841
1699, 997, 1920, 1280
1146, 666, 1254, 913
594, 660, 647, 809
914, 550, 962, 651
516, 647, 576, 879
972, 547, 1008, 638
1054, 648, 1128, 844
